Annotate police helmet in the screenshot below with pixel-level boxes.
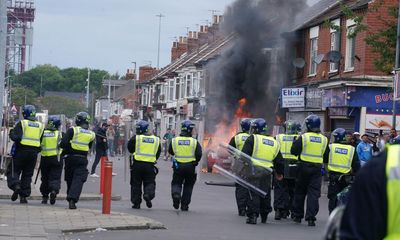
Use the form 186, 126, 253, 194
75, 112, 90, 128
304, 114, 321, 132
136, 120, 149, 135
47, 115, 61, 131
22, 105, 36, 121
332, 128, 347, 143
284, 121, 301, 135
240, 118, 251, 133
251, 118, 268, 134
181, 120, 195, 136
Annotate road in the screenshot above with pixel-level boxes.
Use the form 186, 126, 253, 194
65, 155, 329, 240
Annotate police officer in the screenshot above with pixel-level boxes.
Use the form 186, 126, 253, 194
169, 120, 202, 211
228, 118, 251, 216
60, 112, 95, 209
291, 114, 329, 226
40, 115, 63, 205
339, 141, 400, 239
274, 121, 301, 220
326, 128, 360, 214
127, 120, 161, 209
7, 105, 44, 204
90, 123, 108, 177
241, 118, 284, 224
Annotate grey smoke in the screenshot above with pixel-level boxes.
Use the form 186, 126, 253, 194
206, 0, 307, 133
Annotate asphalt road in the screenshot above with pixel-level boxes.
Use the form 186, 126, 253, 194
65, 155, 329, 240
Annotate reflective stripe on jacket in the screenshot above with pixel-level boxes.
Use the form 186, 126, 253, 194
300, 132, 328, 164
134, 135, 160, 163
328, 143, 354, 174
21, 120, 44, 147
172, 136, 197, 163
70, 127, 95, 152
251, 134, 279, 169
276, 134, 298, 160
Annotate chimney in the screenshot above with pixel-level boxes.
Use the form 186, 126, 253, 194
187, 31, 199, 53
139, 65, 158, 81
171, 36, 188, 61
125, 68, 136, 80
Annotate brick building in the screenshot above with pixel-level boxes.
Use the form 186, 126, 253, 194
284, 0, 398, 134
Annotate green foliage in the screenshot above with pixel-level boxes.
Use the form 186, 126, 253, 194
36, 96, 86, 118
11, 86, 38, 107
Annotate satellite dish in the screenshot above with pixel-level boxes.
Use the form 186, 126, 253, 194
293, 58, 305, 68
313, 54, 325, 64
328, 51, 342, 63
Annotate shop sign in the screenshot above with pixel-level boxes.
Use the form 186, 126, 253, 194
306, 87, 322, 109
322, 87, 347, 108
366, 113, 400, 130
281, 88, 305, 108
348, 87, 399, 109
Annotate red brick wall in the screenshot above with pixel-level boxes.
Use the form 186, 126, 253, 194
171, 41, 188, 62
139, 66, 158, 81
296, 0, 396, 86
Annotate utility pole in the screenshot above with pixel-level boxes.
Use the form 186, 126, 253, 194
0, 0, 7, 127
156, 13, 165, 70
86, 68, 90, 109
40, 76, 43, 97
392, 1, 400, 129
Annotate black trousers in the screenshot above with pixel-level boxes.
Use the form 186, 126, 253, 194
130, 161, 156, 205
292, 162, 322, 221
246, 174, 272, 218
64, 155, 89, 203
7, 150, 39, 197
273, 177, 295, 213
327, 173, 348, 214
40, 156, 63, 196
91, 149, 106, 174
235, 183, 249, 213
171, 162, 197, 207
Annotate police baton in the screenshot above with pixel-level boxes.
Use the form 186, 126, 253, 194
34, 160, 41, 185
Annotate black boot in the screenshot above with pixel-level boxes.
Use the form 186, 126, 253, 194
246, 215, 257, 224
172, 194, 180, 210
20, 196, 28, 204
68, 200, 77, 210
275, 209, 282, 220
308, 220, 316, 226
293, 217, 302, 223
261, 214, 268, 224
50, 191, 57, 205
41, 196, 48, 204
143, 195, 152, 208
132, 204, 140, 209
11, 185, 20, 202
238, 209, 246, 217
181, 205, 189, 211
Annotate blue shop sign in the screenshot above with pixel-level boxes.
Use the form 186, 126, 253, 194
348, 87, 400, 109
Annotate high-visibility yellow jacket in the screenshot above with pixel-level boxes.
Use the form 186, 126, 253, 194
251, 134, 280, 169
276, 134, 298, 160
134, 135, 160, 163
328, 143, 355, 174
234, 132, 250, 151
41, 130, 61, 157
385, 145, 400, 239
300, 132, 328, 164
70, 127, 95, 152
20, 120, 44, 147
172, 136, 197, 163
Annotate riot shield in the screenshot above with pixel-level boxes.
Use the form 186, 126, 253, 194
323, 205, 345, 240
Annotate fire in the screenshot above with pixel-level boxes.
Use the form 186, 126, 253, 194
206, 98, 252, 149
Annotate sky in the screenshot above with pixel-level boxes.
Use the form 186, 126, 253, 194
32, 0, 319, 74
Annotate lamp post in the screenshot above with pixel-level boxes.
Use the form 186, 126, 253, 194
156, 13, 165, 70
392, 1, 400, 129
86, 68, 91, 109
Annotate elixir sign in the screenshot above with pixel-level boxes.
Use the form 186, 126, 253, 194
281, 88, 305, 108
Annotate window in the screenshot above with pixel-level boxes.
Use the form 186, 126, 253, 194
345, 25, 356, 71
168, 80, 174, 101
186, 74, 192, 97
330, 32, 340, 72
142, 88, 148, 105
309, 38, 318, 75
193, 73, 198, 97
199, 71, 205, 96
180, 76, 185, 98
175, 78, 180, 100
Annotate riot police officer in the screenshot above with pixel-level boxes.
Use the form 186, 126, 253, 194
326, 128, 360, 214
169, 120, 202, 211
229, 118, 251, 216
127, 120, 161, 209
291, 114, 329, 226
60, 112, 95, 209
274, 121, 301, 220
40, 115, 63, 205
7, 105, 44, 204
241, 118, 284, 224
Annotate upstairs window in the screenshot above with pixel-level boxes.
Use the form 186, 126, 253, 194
309, 26, 319, 76
330, 19, 340, 72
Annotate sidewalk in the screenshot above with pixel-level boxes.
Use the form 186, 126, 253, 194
0, 203, 164, 240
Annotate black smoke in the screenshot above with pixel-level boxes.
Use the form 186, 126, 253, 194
206, 0, 307, 132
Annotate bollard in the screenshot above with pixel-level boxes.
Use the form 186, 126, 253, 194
102, 161, 113, 214
100, 156, 107, 194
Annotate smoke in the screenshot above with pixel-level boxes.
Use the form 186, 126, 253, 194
206, 0, 307, 133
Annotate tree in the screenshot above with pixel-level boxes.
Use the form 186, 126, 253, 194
11, 86, 37, 108
36, 96, 86, 118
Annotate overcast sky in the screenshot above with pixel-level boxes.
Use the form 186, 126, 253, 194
32, 0, 319, 74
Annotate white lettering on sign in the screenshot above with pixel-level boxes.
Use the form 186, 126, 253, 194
28, 121, 39, 128
309, 136, 321, 143
335, 148, 348, 155
43, 132, 55, 137
281, 88, 305, 108
178, 140, 191, 145
262, 139, 274, 146
143, 138, 155, 143
282, 136, 295, 142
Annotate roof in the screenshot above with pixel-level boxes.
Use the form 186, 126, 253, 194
294, 0, 372, 31
151, 34, 235, 81
113, 80, 136, 101
102, 80, 128, 87
44, 91, 85, 101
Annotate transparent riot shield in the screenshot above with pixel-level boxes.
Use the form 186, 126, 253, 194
323, 205, 345, 240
